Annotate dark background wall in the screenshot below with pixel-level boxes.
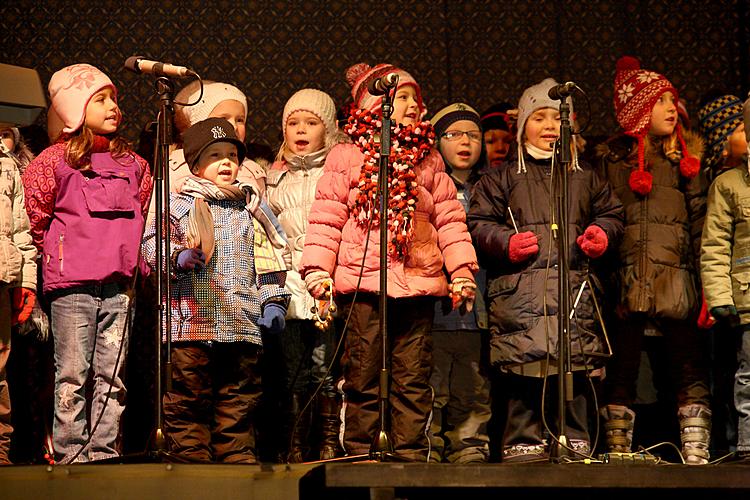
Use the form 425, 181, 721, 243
4, 0, 750, 150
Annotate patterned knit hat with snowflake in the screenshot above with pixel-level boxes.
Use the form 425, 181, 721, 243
614, 56, 699, 195
345, 62, 424, 117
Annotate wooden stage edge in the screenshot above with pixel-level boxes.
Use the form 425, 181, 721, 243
2, 461, 750, 500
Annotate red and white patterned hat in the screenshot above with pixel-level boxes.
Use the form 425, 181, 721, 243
345, 62, 424, 116
613, 56, 698, 195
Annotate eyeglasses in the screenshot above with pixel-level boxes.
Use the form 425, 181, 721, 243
442, 130, 482, 142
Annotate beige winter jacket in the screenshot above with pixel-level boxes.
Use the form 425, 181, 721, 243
0, 156, 36, 289
701, 164, 750, 324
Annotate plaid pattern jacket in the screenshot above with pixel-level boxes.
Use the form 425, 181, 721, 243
142, 193, 290, 345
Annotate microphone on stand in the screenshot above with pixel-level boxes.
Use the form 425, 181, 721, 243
124, 56, 197, 78
368, 73, 399, 96
548, 81, 577, 100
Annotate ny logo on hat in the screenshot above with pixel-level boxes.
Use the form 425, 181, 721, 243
211, 126, 227, 139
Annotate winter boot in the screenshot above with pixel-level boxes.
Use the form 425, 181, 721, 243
286, 392, 311, 463
601, 404, 635, 453
318, 392, 342, 460
678, 404, 712, 465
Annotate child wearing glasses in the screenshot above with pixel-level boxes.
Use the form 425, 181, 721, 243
427, 103, 491, 463
300, 63, 478, 461
468, 78, 623, 462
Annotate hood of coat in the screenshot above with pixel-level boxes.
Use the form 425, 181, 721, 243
595, 129, 704, 167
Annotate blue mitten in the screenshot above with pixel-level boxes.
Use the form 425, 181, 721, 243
177, 248, 206, 271
258, 302, 287, 334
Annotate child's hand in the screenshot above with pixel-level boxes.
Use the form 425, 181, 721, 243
11, 287, 36, 325
508, 231, 538, 263
710, 305, 740, 330
258, 302, 287, 335
305, 270, 332, 299
177, 248, 206, 271
450, 278, 476, 313
576, 225, 608, 259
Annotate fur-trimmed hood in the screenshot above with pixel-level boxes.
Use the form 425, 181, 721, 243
594, 129, 704, 167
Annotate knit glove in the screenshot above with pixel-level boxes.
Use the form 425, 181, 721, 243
710, 305, 740, 331
508, 231, 539, 264
697, 291, 715, 330
258, 302, 287, 335
576, 225, 608, 259
11, 287, 36, 325
176, 248, 206, 271
305, 270, 333, 299
450, 277, 477, 313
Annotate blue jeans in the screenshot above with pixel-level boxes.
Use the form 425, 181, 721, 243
736, 327, 750, 452
51, 284, 131, 463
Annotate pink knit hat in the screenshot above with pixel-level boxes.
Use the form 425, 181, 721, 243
48, 64, 116, 135
345, 62, 423, 115
613, 56, 699, 195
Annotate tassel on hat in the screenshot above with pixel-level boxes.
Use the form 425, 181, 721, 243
613, 56, 699, 195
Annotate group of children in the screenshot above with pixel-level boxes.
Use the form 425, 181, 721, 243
1, 55, 749, 466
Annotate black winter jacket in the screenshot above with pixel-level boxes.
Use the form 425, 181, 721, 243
468, 152, 624, 369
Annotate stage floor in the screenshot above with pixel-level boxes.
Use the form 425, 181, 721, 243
3, 461, 750, 500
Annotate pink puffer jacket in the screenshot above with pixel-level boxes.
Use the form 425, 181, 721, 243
300, 143, 478, 298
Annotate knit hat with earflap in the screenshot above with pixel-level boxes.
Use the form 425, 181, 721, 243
48, 63, 116, 135
281, 88, 337, 150
697, 94, 744, 169
515, 78, 579, 174
613, 56, 699, 195
174, 81, 247, 133
345, 63, 424, 116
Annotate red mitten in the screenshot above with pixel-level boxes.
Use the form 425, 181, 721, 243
508, 231, 539, 264
576, 225, 608, 259
697, 291, 716, 330
11, 287, 36, 325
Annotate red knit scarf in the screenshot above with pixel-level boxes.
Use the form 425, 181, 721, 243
345, 108, 435, 258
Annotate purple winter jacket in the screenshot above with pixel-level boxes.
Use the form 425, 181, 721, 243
27, 149, 150, 294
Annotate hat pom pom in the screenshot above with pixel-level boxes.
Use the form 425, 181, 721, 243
629, 169, 653, 196
616, 56, 641, 72
346, 63, 372, 89
680, 155, 700, 179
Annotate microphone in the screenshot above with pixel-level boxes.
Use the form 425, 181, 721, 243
367, 73, 399, 96
124, 56, 196, 78
548, 81, 577, 100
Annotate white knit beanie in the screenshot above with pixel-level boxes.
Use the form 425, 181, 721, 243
48, 64, 116, 135
176, 81, 247, 131
516, 78, 568, 146
282, 88, 336, 140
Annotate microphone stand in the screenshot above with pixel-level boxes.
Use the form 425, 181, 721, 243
551, 96, 573, 461
151, 76, 175, 455
370, 89, 396, 461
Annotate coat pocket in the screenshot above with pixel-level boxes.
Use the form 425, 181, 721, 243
404, 214, 443, 277
487, 273, 525, 333
81, 171, 135, 215
731, 270, 750, 313
0, 239, 22, 284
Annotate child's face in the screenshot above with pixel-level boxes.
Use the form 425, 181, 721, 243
285, 111, 326, 156
196, 142, 239, 186
392, 85, 419, 127
724, 123, 748, 166
484, 128, 514, 167
524, 108, 560, 152
648, 91, 677, 137
210, 100, 246, 142
84, 87, 120, 135
439, 120, 482, 171
0, 128, 15, 152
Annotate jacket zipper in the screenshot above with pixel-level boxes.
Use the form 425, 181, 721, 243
58, 234, 64, 275
639, 196, 647, 305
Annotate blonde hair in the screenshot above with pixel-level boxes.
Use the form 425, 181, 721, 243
637, 131, 681, 163
64, 126, 130, 170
